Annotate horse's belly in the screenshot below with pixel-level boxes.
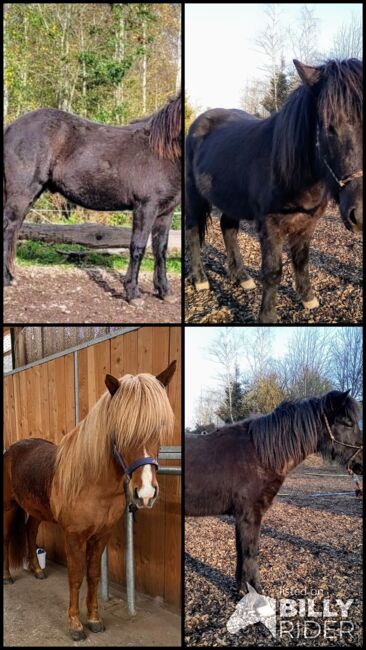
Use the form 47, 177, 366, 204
14, 493, 55, 522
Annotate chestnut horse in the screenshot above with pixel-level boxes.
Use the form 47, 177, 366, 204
185, 390, 362, 594
4, 361, 176, 640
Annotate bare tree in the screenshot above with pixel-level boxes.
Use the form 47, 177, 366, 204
194, 388, 222, 428
241, 78, 267, 117
288, 5, 320, 66
241, 327, 274, 381
279, 328, 332, 398
255, 4, 284, 112
329, 328, 363, 399
206, 328, 239, 423
330, 14, 362, 60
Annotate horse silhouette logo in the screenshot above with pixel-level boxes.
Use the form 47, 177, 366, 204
227, 584, 276, 637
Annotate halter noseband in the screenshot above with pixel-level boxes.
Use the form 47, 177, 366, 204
111, 432, 158, 482
323, 414, 363, 470
316, 124, 363, 189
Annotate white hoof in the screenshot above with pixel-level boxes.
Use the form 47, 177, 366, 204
241, 278, 256, 290
302, 297, 319, 310
195, 281, 209, 291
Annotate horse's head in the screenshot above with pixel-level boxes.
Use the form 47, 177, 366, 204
294, 59, 363, 233
105, 361, 176, 508
320, 390, 363, 475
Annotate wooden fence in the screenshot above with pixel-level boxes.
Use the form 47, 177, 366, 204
3, 326, 181, 607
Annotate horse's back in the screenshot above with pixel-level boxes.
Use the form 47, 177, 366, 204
4, 438, 57, 521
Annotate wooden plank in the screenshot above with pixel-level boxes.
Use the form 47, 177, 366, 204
163, 463, 181, 607
47, 359, 58, 441
39, 362, 50, 437
3, 377, 12, 447
18, 370, 29, 439
54, 356, 66, 439
20, 222, 132, 248
168, 326, 181, 445
12, 372, 22, 442
137, 327, 153, 373
64, 353, 76, 434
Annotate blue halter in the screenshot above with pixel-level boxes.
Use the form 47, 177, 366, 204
111, 432, 158, 482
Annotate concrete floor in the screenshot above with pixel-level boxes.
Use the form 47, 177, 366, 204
4, 561, 181, 647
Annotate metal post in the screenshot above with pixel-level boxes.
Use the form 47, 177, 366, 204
101, 547, 109, 601
125, 504, 136, 616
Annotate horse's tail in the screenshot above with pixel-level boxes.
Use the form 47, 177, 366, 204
9, 507, 27, 569
185, 125, 211, 246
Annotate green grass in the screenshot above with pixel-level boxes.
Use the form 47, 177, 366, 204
16, 241, 181, 274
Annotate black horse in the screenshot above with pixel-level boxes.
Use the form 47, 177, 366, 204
185, 390, 362, 593
186, 59, 363, 322
4, 94, 182, 304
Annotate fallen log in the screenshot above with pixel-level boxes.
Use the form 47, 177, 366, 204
20, 222, 132, 248
19, 222, 181, 252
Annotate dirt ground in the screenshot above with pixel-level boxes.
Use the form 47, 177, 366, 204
185, 204, 362, 323
4, 267, 181, 323
185, 456, 363, 646
4, 560, 181, 647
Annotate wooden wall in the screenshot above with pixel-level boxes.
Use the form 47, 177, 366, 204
3, 326, 181, 607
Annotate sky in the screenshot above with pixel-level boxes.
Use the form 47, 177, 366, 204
185, 3, 363, 110
185, 326, 358, 428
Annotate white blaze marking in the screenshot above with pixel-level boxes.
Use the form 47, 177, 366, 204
137, 448, 155, 505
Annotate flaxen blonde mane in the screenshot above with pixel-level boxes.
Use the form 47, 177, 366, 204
55, 373, 174, 503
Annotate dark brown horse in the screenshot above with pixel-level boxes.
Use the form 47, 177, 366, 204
4, 94, 181, 304
186, 59, 363, 322
185, 390, 362, 593
3, 361, 176, 640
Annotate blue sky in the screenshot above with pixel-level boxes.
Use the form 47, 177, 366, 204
185, 3, 363, 109
185, 326, 359, 427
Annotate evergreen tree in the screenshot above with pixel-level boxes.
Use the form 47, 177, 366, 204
216, 363, 246, 423
262, 69, 289, 114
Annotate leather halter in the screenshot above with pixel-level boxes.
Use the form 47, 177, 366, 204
323, 414, 363, 470
111, 432, 158, 482
316, 124, 363, 189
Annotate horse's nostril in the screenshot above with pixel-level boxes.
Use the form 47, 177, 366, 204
134, 487, 139, 500
348, 208, 357, 225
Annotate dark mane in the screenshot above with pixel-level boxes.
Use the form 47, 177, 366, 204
249, 392, 361, 471
249, 396, 322, 471
272, 58, 363, 189
319, 58, 363, 127
148, 93, 182, 162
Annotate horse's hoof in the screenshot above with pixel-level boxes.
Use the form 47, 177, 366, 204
129, 297, 144, 307
87, 621, 106, 633
302, 296, 319, 310
162, 294, 176, 303
195, 281, 209, 291
3, 576, 14, 585
34, 570, 46, 580
240, 278, 255, 290
70, 628, 86, 641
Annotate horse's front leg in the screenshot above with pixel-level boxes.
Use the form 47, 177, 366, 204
64, 533, 87, 641
86, 534, 110, 633
235, 512, 262, 594
288, 217, 320, 310
124, 202, 156, 305
258, 217, 283, 323
152, 209, 175, 301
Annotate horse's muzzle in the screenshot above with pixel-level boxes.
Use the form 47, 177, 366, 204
131, 485, 159, 509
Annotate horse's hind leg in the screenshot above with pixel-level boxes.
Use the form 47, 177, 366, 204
185, 177, 210, 291
220, 214, 255, 289
124, 202, 157, 305
152, 209, 175, 301
3, 505, 18, 584
26, 516, 46, 579
4, 189, 42, 286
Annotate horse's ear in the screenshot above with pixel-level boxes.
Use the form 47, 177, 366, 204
156, 360, 176, 387
325, 389, 350, 412
105, 374, 120, 397
293, 60, 322, 87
